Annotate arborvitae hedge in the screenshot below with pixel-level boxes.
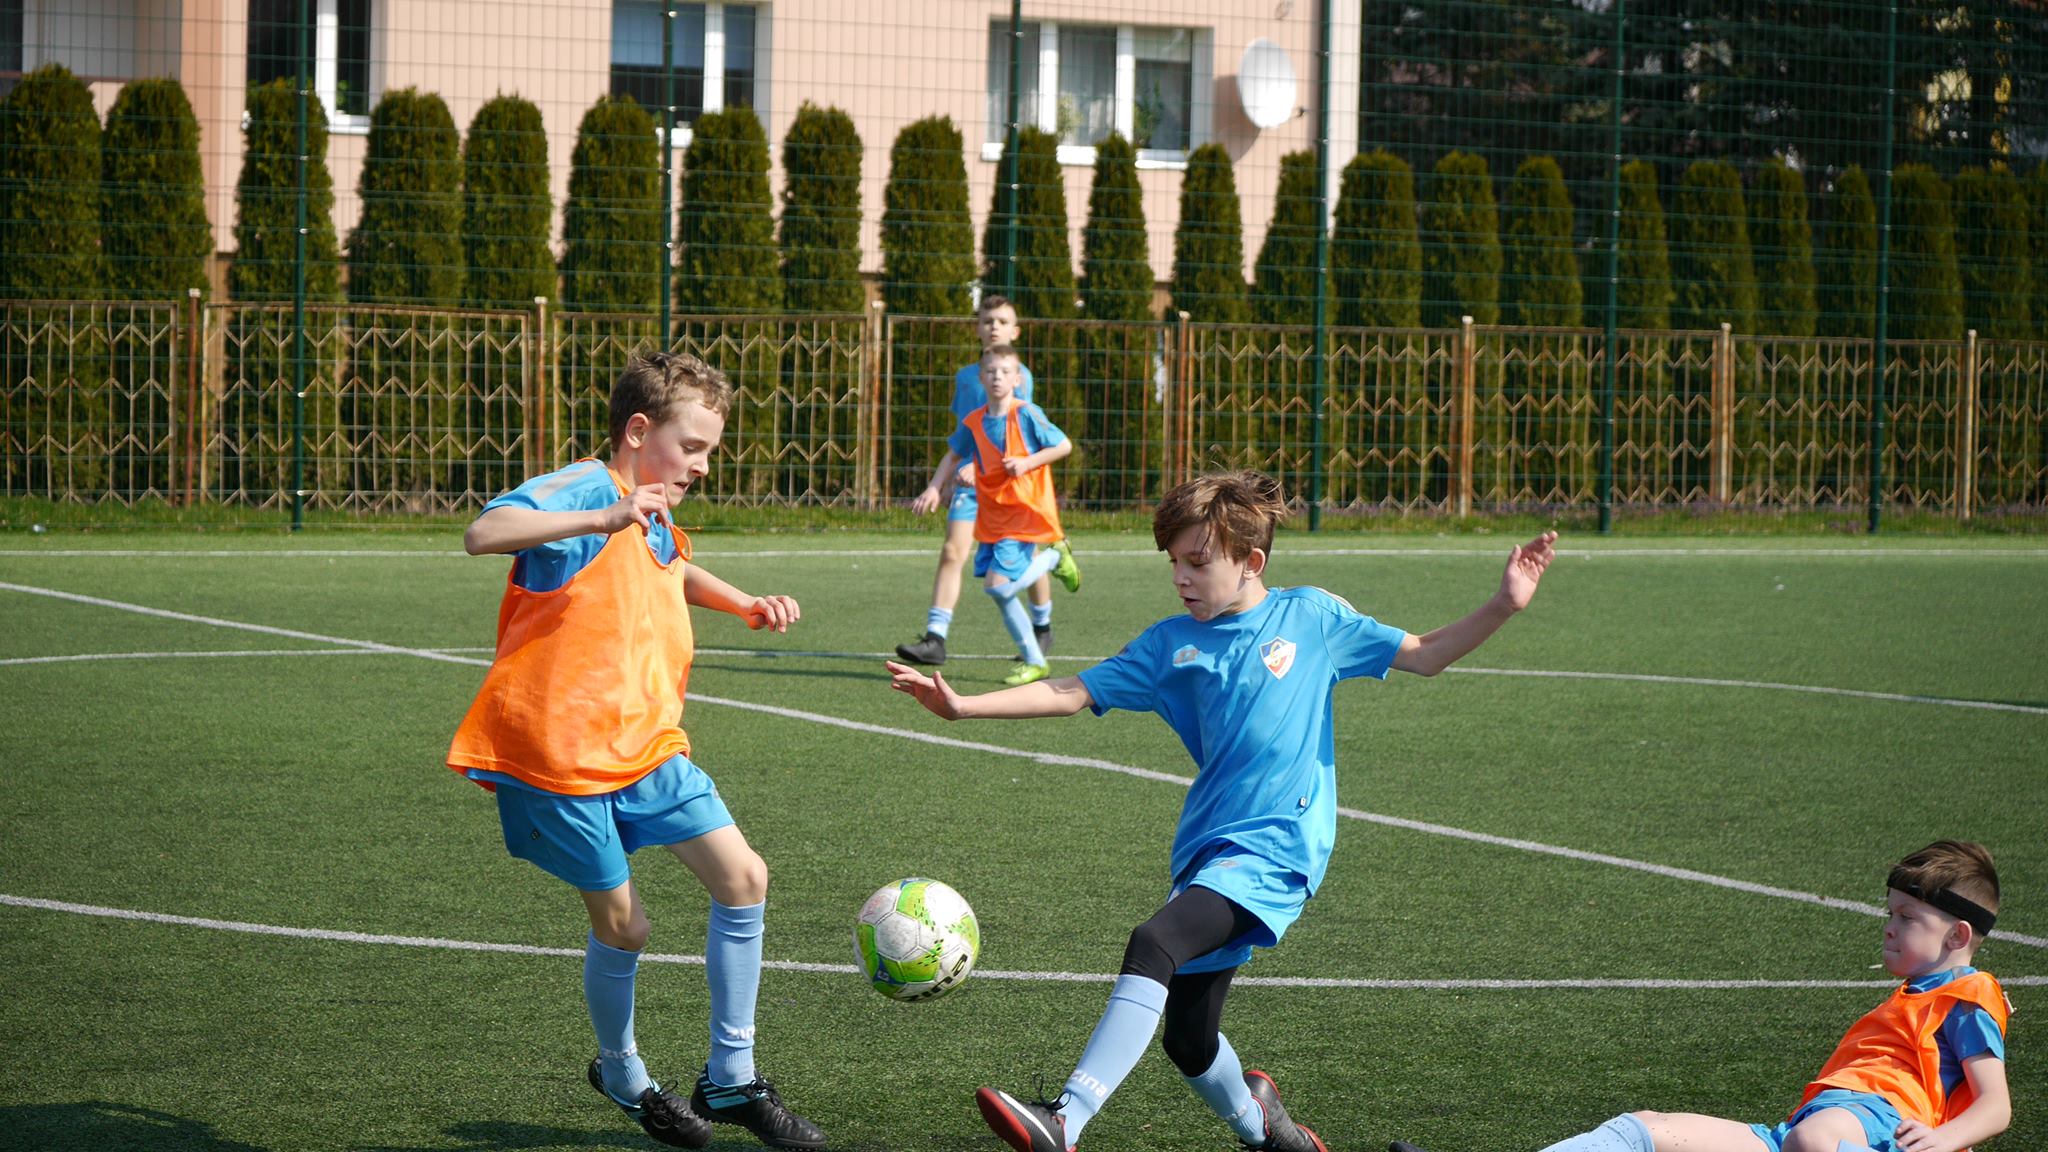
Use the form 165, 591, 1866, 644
1500, 155, 1580, 327
101, 78, 210, 301
778, 101, 863, 314
880, 115, 974, 318
1171, 142, 1249, 324
347, 87, 463, 306
229, 79, 341, 305
878, 116, 975, 493
1253, 150, 1322, 328
1080, 132, 1152, 322
1331, 149, 1421, 328
461, 94, 555, 309
1747, 159, 1816, 337
1953, 165, 2031, 340
1888, 164, 1964, 341
679, 106, 781, 314
1670, 160, 1756, 332
1422, 151, 1500, 327
1, 63, 103, 300
560, 96, 662, 314
1818, 166, 1878, 340
1616, 160, 1674, 330
2028, 164, 2048, 340
982, 126, 1075, 321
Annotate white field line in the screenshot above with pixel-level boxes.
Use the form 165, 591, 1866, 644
5, 894, 2041, 992
4, 580, 2046, 954
5, 546, 2048, 560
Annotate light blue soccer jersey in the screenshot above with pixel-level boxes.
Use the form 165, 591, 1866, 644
946, 400, 1066, 463
482, 459, 681, 593
1076, 586, 1406, 893
1911, 966, 2008, 1092
951, 361, 1035, 422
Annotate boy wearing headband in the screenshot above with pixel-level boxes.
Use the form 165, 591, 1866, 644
1393, 839, 2012, 1152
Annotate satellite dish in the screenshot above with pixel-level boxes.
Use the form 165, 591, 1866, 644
1238, 39, 1297, 130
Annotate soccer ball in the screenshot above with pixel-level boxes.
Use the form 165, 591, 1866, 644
853, 878, 980, 1002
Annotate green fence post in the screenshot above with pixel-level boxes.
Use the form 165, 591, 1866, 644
1599, 0, 1624, 534
291, 0, 310, 532
1309, 0, 1332, 531
1868, 3, 1898, 534
660, 6, 674, 343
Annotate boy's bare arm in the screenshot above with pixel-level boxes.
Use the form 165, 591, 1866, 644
1895, 1053, 2008, 1152
885, 661, 1092, 719
1392, 531, 1556, 677
684, 564, 800, 632
912, 448, 965, 515
462, 485, 669, 555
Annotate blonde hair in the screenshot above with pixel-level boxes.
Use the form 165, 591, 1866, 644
609, 351, 733, 446
1152, 471, 1290, 560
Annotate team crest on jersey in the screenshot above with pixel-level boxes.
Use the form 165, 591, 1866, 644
1260, 637, 1296, 679
1172, 644, 1201, 666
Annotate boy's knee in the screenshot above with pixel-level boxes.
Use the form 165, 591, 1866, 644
595, 910, 652, 952
1119, 921, 1176, 985
1158, 1026, 1217, 1078
719, 850, 769, 907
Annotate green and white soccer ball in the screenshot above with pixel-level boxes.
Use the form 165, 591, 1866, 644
853, 878, 981, 1002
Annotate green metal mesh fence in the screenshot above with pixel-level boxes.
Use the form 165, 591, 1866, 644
2, 1, 2045, 528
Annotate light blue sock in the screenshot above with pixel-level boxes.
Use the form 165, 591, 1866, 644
988, 585, 1045, 666
1030, 599, 1052, 628
993, 546, 1064, 600
585, 933, 651, 1101
705, 899, 764, 1087
1538, 1113, 1655, 1152
1182, 1034, 1265, 1145
926, 607, 953, 639
1059, 974, 1168, 1143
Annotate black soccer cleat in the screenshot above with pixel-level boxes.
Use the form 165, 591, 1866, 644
691, 1069, 827, 1150
587, 1058, 712, 1149
1242, 1069, 1327, 1152
976, 1086, 1072, 1152
1034, 623, 1054, 656
894, 631, 947, 666
1389, 1143, 1431, 1152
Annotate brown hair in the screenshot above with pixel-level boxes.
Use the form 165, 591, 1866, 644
982, 342, 1021, 367
1890, 840, 2000, 915
608, 351, 733, 446
1152, 471, 1290, 560
978, 294, 1015, 318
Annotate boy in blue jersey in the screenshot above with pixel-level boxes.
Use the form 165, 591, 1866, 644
909, 344, 1080, 687
885, 470, 1557, 1152
450, 352, 825, 1150
895, 295, 1058, 667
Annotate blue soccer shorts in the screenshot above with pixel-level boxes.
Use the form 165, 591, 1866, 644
973, 539, 1040, 581
1168, 842, 1310, 974
1749, 1089, 1902, 1152
947, 486, 979, 523
492, 753, 734, 892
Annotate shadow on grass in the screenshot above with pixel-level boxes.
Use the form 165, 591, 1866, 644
358, 1120, 890, 1151
0, 1101, 271, 1150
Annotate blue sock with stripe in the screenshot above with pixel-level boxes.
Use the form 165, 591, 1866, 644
926, 607, 953, 639
1538, 1114, 1655, 1152
1182, 1034, 1265, 1144
1058, 974, 1168, 1143
988, 584, 1045, 666
705, 900, 764, 1087
585, 933, 651, 1102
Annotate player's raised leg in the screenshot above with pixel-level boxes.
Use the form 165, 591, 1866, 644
580, 880, 713, 1148
897, 499, 977, 665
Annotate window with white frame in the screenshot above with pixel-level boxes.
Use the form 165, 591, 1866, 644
611, 2, 760, 136
987, 20, 1207, 166
247, 0, 374, 125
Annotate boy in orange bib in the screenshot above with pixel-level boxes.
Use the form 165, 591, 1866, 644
910, 343, 1080, 687
448, 352, 824, 1150
1392, 840, 2013, 1152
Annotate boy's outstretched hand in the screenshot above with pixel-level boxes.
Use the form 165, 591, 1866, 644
885, 660, 963, 720
1499, 531, 1557, 611
745, 594, 801, 632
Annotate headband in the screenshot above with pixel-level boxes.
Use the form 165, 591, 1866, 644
1888, 869, 1998, 936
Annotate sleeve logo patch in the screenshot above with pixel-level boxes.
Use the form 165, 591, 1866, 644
1172, 644, 1202, 666
1260, 637, 1297, 679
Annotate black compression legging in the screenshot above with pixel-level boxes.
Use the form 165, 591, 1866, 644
1118, 885, 1261, 1077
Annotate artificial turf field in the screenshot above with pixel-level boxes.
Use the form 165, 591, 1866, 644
1, 529, 2043, 1152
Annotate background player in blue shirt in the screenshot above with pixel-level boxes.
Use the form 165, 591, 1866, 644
895, 295, 1055, 667
887, 471, 1558, 1152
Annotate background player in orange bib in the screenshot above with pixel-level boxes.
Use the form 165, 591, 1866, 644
448, 352, 824, 1150
1393, 839, 2012, 1152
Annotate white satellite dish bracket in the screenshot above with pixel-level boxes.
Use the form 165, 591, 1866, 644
1238, 39, 1299, 130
